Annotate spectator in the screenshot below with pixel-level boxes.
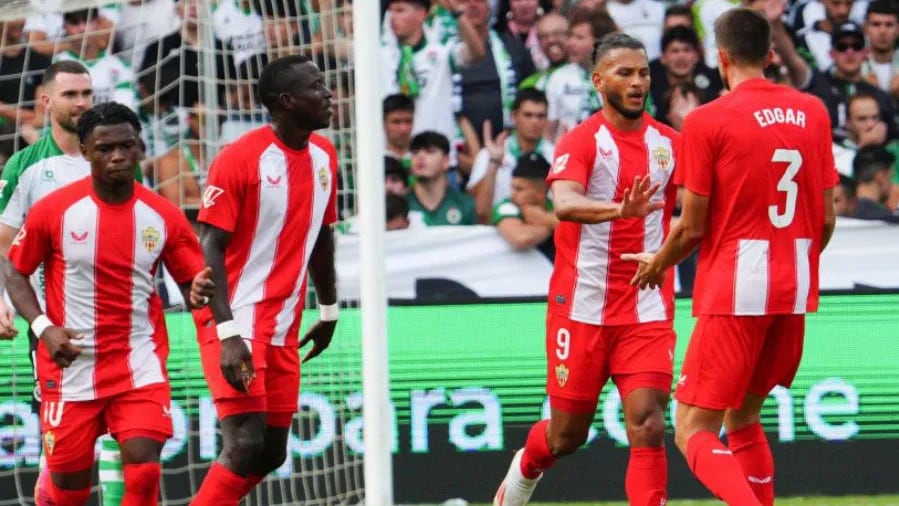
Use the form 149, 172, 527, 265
832, 91, 898, 175
213, 0, 268, 78
861, 0, 899, 97
151, 105, 205, 208
606, 0, 665, 60
834, 173, 857, 216
852, 145, 898, 221
493, 152, 557, 259
691, 0, 736, 68
53, 9, 139, 111
803, 22, 897, 143
519, 12, 569, 90
317, 0, 354, 66
385, 156, 411, 196
789, 0, 868, 37
498, 0, 549, 71
649, 26, 722, 129
23, 6, 118, 57
754, 0, 816, 90
381, 0, 485, 161
468, 88, 555, 222
0, 18, 50, 153
458, 0, 531, 138
113, 0, 181, 70
544, 7, 617, 140
454, 112, 483, 180
387, 193, 412, 230
407, 131, 477, 225
663, 4, 694, 30
795, 0, 858, 70
136, 68, 184, 158
219, 60, 267, 143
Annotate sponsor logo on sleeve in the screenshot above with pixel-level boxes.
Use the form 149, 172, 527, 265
552, 153, 570, 174
202, 185, 224, 208
11, 226, 26, 247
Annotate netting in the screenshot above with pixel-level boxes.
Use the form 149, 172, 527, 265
0, 0, 364, 504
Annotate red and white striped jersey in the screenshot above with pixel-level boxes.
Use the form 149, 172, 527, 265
8, 179, 205, 401
547, 112, 678, 326
675, 78, 839, 315
196, 126, 338, 346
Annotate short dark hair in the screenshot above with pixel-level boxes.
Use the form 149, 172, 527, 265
410, 131, 450, 155
512, 88, 548, 111
866, 0, 898, 20
569, 6, 617, 42
592, 32, 646, 66
384, 156, 408, 183
847, 90, 882, 116
63, 8, 95, 26
714, 8, 771, 67
257, 54, 314, 112
664, 4, 693, 21
838, 174, 857, 200
384, 94, 415, 117
853, 145, 896, 184
386, 193, 410, 222
512, 152, 551, 180
661, 25, 700, 53
77, 102, 142, 144
388, 0, 430, 9
42, 60, 90, 86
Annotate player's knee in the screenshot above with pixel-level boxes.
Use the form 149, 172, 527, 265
257, 445, 288, 475
626, 410, 666, 447
546, 426, 589, 457
123, 462, 161, 497
225, 430, 266, 464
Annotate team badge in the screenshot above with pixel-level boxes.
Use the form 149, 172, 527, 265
446, 207, 462, 224
552, 153, 570, 174
142, 226, 160, 253
555, 364, 569, 388
44, 431, 55, 456
42, 169, 55, 181
318, 166, 329, 190
652, 147, 671, 170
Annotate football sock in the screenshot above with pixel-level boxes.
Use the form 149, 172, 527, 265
191, 462, 247, 506
728, 423, 774, 506
519, 420, 556, 479
122, 462, 161, 506
625, 446, 667, 506
686, 431, 761, 506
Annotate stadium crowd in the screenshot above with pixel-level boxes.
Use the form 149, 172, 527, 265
0, 0, 898, 256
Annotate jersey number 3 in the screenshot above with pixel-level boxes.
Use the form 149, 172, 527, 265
769, 149, 802, 228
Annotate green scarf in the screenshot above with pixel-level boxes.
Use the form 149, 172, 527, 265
397, 45, 421, 98
489, 30, 517, 127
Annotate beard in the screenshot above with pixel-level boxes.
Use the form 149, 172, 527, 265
56, 113, 79, 133
605, 89, 645, 120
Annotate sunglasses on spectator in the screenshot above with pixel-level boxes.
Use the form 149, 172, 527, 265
834, 40, 864, 52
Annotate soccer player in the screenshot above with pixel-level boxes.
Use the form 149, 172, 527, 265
4, 101, 214, 506
624, 9, 838, 506
494, 33, 679, 506
190, 55, 339, 505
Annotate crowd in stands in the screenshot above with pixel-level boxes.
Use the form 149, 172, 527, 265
0, 0, 898, 260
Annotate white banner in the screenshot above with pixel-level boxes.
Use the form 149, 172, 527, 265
336, 218, 899, 302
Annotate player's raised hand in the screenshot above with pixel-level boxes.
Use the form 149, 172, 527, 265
619, 175, 663, 219
0, 298, 18, 340
621, 252, 666, 289
189, 267, 215, 309
220, 336, 255, 393
299, 320, 337, 363
40, 326, 83, 368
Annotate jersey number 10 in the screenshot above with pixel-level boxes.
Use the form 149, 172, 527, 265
769, 149, 803, 228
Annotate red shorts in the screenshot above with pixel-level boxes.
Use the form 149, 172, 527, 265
546, 312, 675, 414
40, 383, 172, 473
198, 323, 300, 427
675, 314, 805, 410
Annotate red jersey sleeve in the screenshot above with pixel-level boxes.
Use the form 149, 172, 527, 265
198, 145, 246, 233
545, 126, 596, 187
676, 111, 716, 196
162, 208, 205, 285
7, 204, 50, 276
324, 140, 339, 225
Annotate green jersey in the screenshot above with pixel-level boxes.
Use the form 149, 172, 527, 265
407, 188, 476, 226
492, 198, 553, 224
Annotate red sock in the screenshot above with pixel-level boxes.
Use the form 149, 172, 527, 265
626, 447, 667, 506
686, 431, 762, 506
191, 463, 247, 506
122, 463, 161, 506
519, 420, 556, 479
240, 474, 265, 497
47, 481, 90, 506
728, 424, 774, 506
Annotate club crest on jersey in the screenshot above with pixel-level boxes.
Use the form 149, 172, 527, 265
202, 185, 224, 208
552, 153, 570, 174
44, 431, 55, 456
142, 226, 160, 253
318, 166, 329, 190
652, 147, 671, 170
555, 364, 569, 388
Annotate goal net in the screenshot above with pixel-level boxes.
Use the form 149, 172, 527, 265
0, 0, 364, 504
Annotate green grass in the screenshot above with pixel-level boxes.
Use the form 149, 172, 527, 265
506, 498, 899, 506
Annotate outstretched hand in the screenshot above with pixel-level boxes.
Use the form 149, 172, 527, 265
620, 252, 666, 289
619, 175, 664, 219
299, 320, 337, 363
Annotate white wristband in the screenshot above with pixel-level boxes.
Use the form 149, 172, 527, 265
216, 320, 240, 341
319, 303, 339, 322
31, 314, 53, 338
